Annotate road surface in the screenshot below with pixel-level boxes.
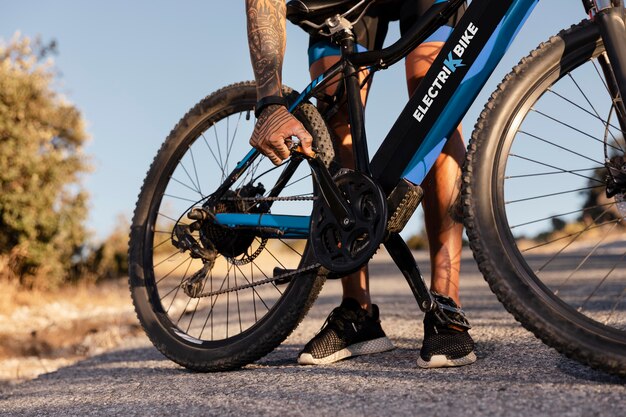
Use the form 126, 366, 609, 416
1, 250, 624, 416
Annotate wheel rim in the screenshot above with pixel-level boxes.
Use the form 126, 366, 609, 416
142, 93, 318, 346
496, 44, 626, 342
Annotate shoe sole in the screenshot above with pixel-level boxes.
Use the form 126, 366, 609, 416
298, 337, 395, 365
416, 351, 477, 369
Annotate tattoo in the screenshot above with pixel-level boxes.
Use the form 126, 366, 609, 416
246, 0, 286, 99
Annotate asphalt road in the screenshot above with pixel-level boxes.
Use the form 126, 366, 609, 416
1, 250, 625, 417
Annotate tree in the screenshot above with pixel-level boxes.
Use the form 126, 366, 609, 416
0, 34, 91, 288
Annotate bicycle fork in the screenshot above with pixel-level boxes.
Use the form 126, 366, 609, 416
587, 1, 626, 201
591, 1, 626, 114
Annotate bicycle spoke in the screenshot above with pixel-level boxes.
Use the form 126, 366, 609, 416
170, 175, 203, 196
553, 219, 620, 295
251, 261, 258, 322
163, 193, 199, 203
156, 256, 193, 285
278, 238, 304, 257
184, 274, 209, 333
226, 263, 231, 338
284, 174, 313, 190
249, 259, 283, 297
607, 285, 626, 325
531, 108, 622, 153
235, 263, 272, 310
591, 57, 626, 137
199, 269, 230, 340
579, 244, 626, 315
522, 218, 620, 254
189, 147, 204, 198
507, 152, 603, 191
516, 130, 605, 167
165, 258, 193, 313
505, 167, 599, 180
225, 116, 230, 175
547, 87, 622, 133
234, 264, 243, 334
567, 72, 624, 153
226, 113, 244, 175
506, 184, 604, 205
179, 161, 202, 196
203, 131, 225, 181
510, 202, 617, 230
256, 237, 288, 271
158, 212, 189, 225
154, 251, 186, 270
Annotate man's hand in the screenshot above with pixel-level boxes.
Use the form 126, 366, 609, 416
250, 105, 315, 165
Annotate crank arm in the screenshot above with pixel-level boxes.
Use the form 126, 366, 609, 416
384, 232, 436, 311
384, 233, 470, 330
306, 155, 355, 227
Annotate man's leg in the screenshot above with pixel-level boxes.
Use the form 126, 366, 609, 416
309, 56, 373, 313
298, 55, 394, 365
406, 42, 476, 368
405, 42, 464, 305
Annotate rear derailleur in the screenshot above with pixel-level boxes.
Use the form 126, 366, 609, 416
171, 183, 269, 297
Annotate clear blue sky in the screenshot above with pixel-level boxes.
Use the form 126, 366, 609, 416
1, 1, 586, 241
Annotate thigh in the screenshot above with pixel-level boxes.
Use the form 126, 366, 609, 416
399, 0, 467, 36
307, 11, 386, 108
402, 0, 467, 93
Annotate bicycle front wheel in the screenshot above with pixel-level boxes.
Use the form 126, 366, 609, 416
464, 20, 626, 375
129, 82, 335, 371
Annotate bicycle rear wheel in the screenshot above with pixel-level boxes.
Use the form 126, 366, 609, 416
464, 20, 626, 375
129, 82, 335, 371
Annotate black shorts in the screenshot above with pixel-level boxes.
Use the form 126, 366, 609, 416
308, 0, 467, 66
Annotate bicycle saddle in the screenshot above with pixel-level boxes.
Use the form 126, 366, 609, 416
286, 0, 375, 28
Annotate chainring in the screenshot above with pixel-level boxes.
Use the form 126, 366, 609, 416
310, 170, 387, 275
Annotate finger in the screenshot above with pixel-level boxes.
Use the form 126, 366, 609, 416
265, 150, 282, 166
269, 134, 291, 160
259, 141, 284, 165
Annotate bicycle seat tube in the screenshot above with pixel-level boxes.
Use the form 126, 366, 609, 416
335, 25, 371, 175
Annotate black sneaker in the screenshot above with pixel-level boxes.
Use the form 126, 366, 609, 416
417, 295, 477, 369
298, 298, 395, 365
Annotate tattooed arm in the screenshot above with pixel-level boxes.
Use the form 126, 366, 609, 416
246, 0, 286, 99
246, 0, 314, 165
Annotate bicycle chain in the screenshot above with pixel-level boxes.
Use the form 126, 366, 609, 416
218, 195, 315, 202
187, 263, 322, 298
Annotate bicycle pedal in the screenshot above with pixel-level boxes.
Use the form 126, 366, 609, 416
386, 179, 424, 233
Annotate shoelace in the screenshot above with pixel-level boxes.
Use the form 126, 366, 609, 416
318, 306, 361, 334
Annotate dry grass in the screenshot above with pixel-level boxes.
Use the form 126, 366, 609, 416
0, 278, 143, 385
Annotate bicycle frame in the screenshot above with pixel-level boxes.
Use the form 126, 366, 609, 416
212, 0, 626, 237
